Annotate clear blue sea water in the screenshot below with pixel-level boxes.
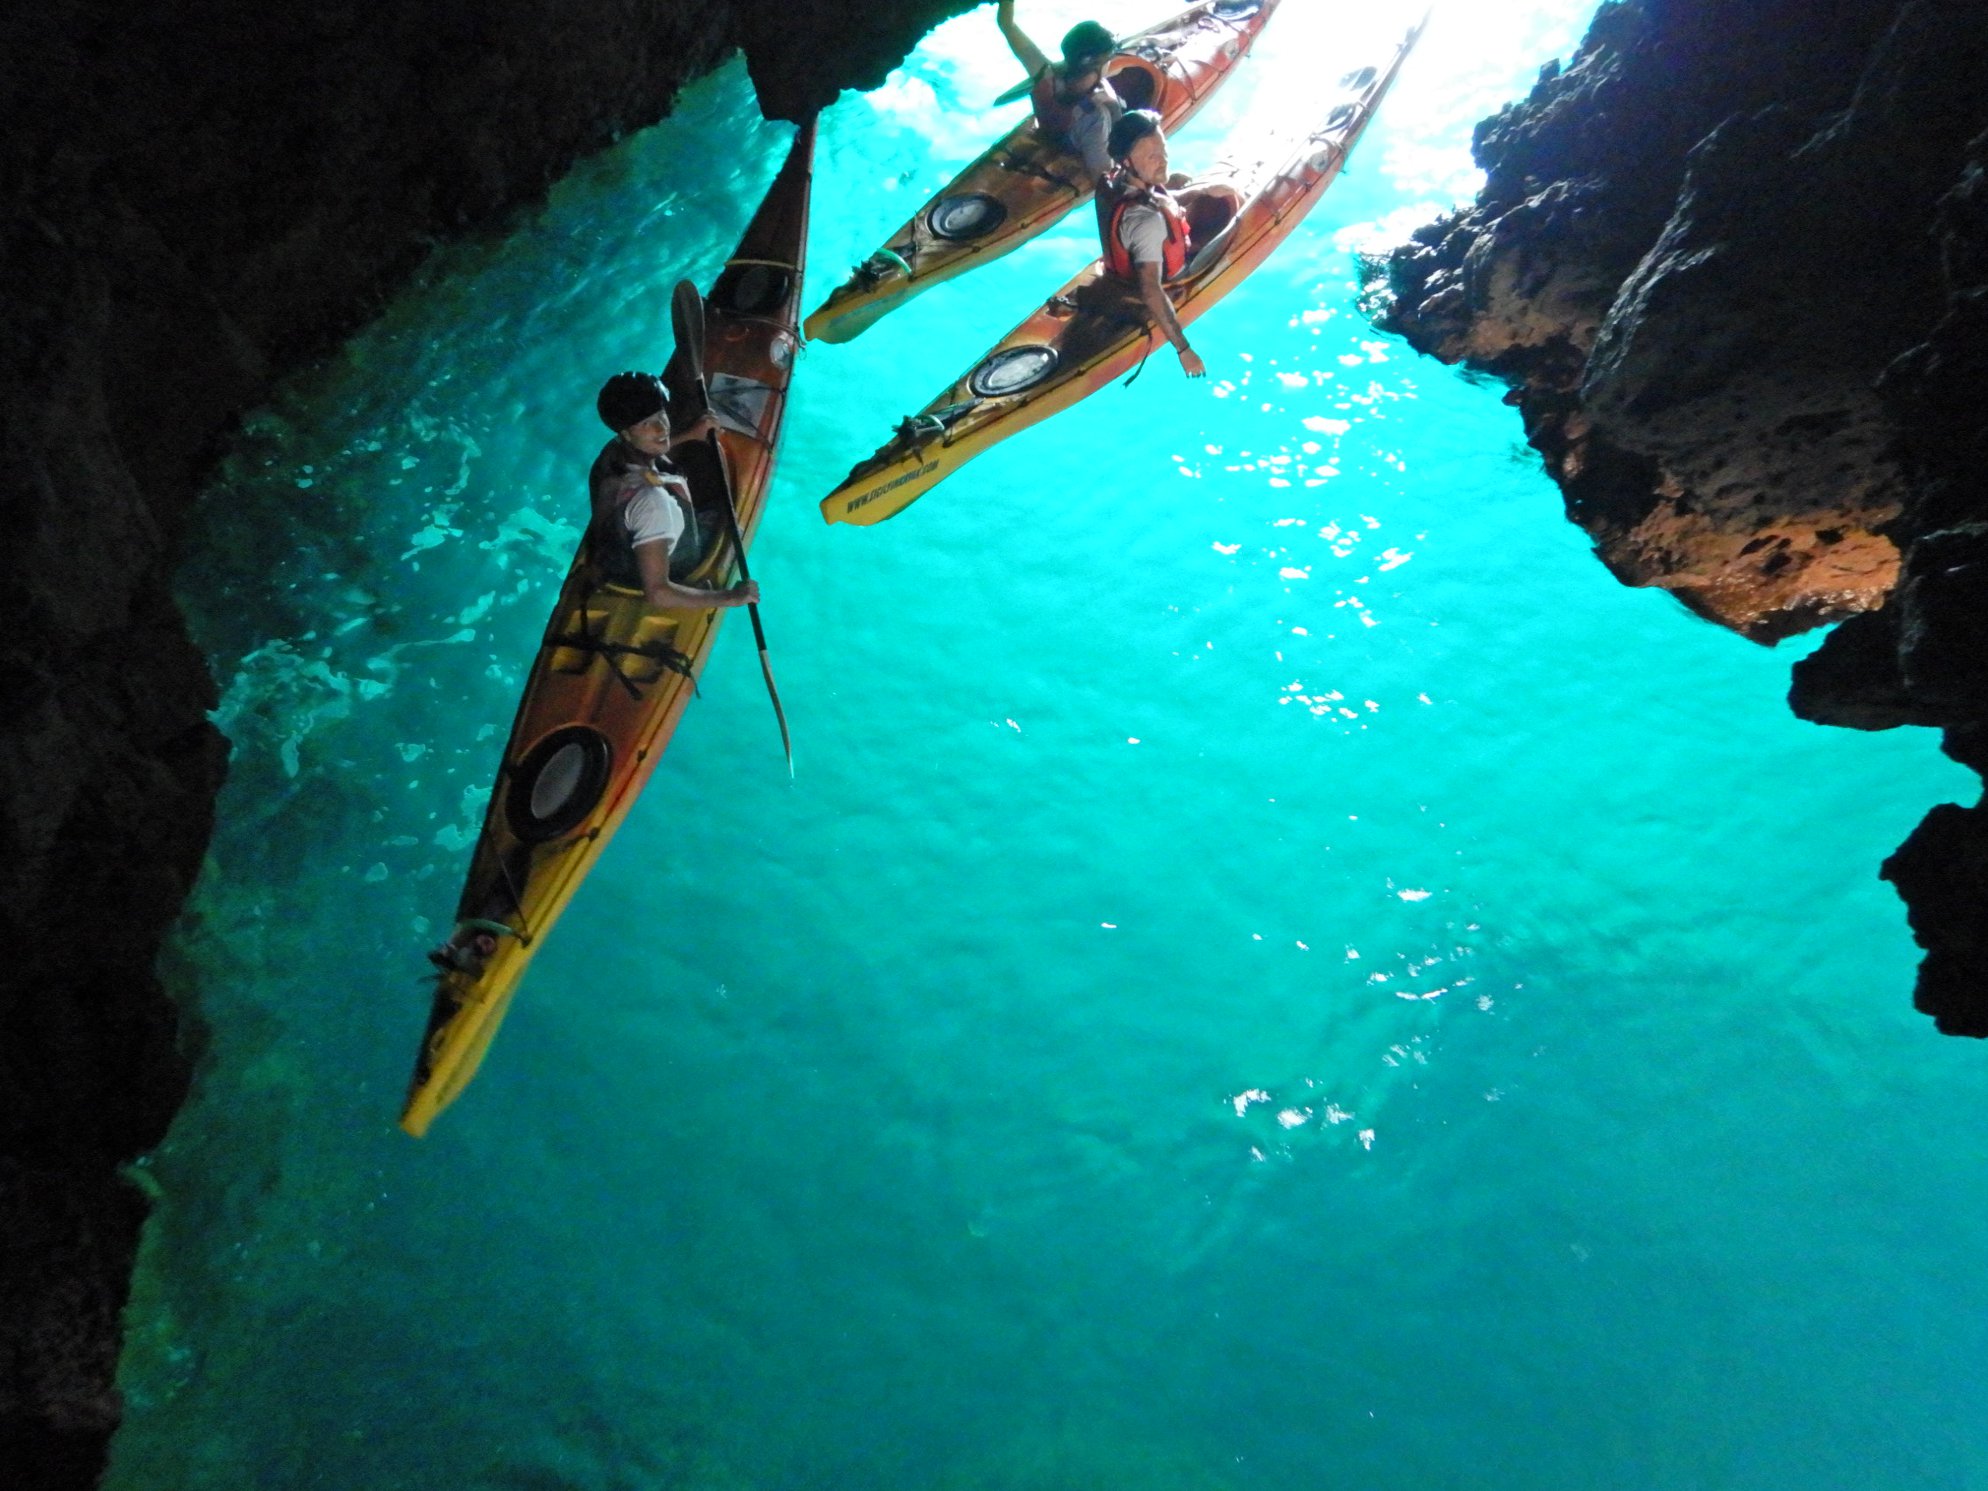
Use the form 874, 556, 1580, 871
110, 4, 1988, 1488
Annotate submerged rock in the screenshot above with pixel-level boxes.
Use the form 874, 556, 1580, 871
1381, 0, 1988, 1038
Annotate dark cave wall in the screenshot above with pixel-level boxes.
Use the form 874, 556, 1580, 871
1379, 0, 1988, 1036
0, 2, 966, 1485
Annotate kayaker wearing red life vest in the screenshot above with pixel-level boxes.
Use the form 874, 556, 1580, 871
1097, 109, 1221, 379
588, 372, 758, 612
996, 0, 1124, 179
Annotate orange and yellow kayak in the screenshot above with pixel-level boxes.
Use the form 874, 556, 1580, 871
401, 120, 817, 1136
820, 17, 1424, 527
802, 0, 1283, 346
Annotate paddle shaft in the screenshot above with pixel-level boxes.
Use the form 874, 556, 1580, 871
672, 279, 793, 774
710, 434, 792, 770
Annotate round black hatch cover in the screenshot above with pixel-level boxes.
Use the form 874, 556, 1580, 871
968, 345, 1059, 398
927, 194, 1009, 241
506, 726, 613, 843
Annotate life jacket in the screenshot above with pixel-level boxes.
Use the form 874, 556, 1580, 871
1096, 170, 1189, 282
587, 439, 695, 587
1029, 65, 1080, 142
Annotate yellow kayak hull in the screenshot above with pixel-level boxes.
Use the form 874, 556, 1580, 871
402, 120, 818, 1136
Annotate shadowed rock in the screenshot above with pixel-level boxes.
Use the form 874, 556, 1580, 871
0, 2, 968, 1484
1380, 0, 1988, 1030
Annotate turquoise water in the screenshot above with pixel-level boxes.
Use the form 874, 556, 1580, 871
112, 4, 1988, 1489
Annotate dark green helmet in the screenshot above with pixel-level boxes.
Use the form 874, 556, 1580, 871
1060, 20, 1115, 68
596, 371, 666, 432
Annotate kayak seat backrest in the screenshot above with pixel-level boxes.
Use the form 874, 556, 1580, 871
1181, 186, 1243, 279
1105, 58, 1161, 111
713, 263, 791, 318
668, 437, 729, 582
1184, 189, 1237, 245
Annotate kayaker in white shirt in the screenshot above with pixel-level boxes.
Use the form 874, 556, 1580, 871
588, 372, 758, 612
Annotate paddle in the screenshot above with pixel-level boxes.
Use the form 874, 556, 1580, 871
670, 278, 794, 778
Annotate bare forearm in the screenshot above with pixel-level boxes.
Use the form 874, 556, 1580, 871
1140, 275, 1189, 351
644, 576, 736, 610
636, 541, 752, 610
995, 1, 1050, 75
1137, 265, 1205, 377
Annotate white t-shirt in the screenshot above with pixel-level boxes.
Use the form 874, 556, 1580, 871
1116, 201, 1170, 267
624, 478, 689, 552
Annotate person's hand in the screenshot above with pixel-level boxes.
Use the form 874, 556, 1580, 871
725, 580, 761, 607
1177, 345, 1206, 378
674, 411, 716, 444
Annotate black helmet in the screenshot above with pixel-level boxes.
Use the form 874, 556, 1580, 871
596, 371, 666, 433
1060, 20, 1115, 68
1106, 108, 1162, 162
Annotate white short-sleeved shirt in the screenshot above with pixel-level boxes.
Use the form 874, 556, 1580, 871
1116, 201, 1170, 267
623, 479, 689, 551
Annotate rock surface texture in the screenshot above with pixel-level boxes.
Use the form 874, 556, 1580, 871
0, 2, 964, 1485
1381, 0, 1988, 1036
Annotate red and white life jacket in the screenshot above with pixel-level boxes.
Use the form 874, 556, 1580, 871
1096, 170, 1190, 282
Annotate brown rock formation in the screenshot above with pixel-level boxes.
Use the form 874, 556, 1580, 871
1380, 0, 1988, 1033
0, 2, 965, 1485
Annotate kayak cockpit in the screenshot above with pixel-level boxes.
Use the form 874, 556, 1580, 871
1181, 186, 1244, 278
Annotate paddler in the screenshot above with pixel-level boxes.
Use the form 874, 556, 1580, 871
589, 372, 759, 611
1096, 109, 1236, 380
995, 0, 1124, 179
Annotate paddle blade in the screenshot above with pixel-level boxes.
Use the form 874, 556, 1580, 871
669, 278, 709, 418
991, 74, 1032, 106
670, 278, 706, 365
758, 644, 794, 779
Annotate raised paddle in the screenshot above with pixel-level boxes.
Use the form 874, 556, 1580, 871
670, 277, 794, 778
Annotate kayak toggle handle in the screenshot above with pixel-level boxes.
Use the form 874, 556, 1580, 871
425, 917, 522, 976
855, 249, 912, 286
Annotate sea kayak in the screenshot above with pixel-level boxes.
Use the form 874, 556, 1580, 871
802, 0, 1282, 346
400, 119, 817, 1137
819, 17, 1424, 527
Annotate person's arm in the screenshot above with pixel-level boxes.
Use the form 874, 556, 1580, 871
1071, 103, 1113, 181
1135, 260, 1205, 377
634, 538, 759, 610
995, 0, 1051, 79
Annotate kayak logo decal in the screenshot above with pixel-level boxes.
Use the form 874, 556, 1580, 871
848, 460, 940, 511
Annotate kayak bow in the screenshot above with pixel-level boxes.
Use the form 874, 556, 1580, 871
819, 17, 1425, 528
400, 119, 817, 1136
